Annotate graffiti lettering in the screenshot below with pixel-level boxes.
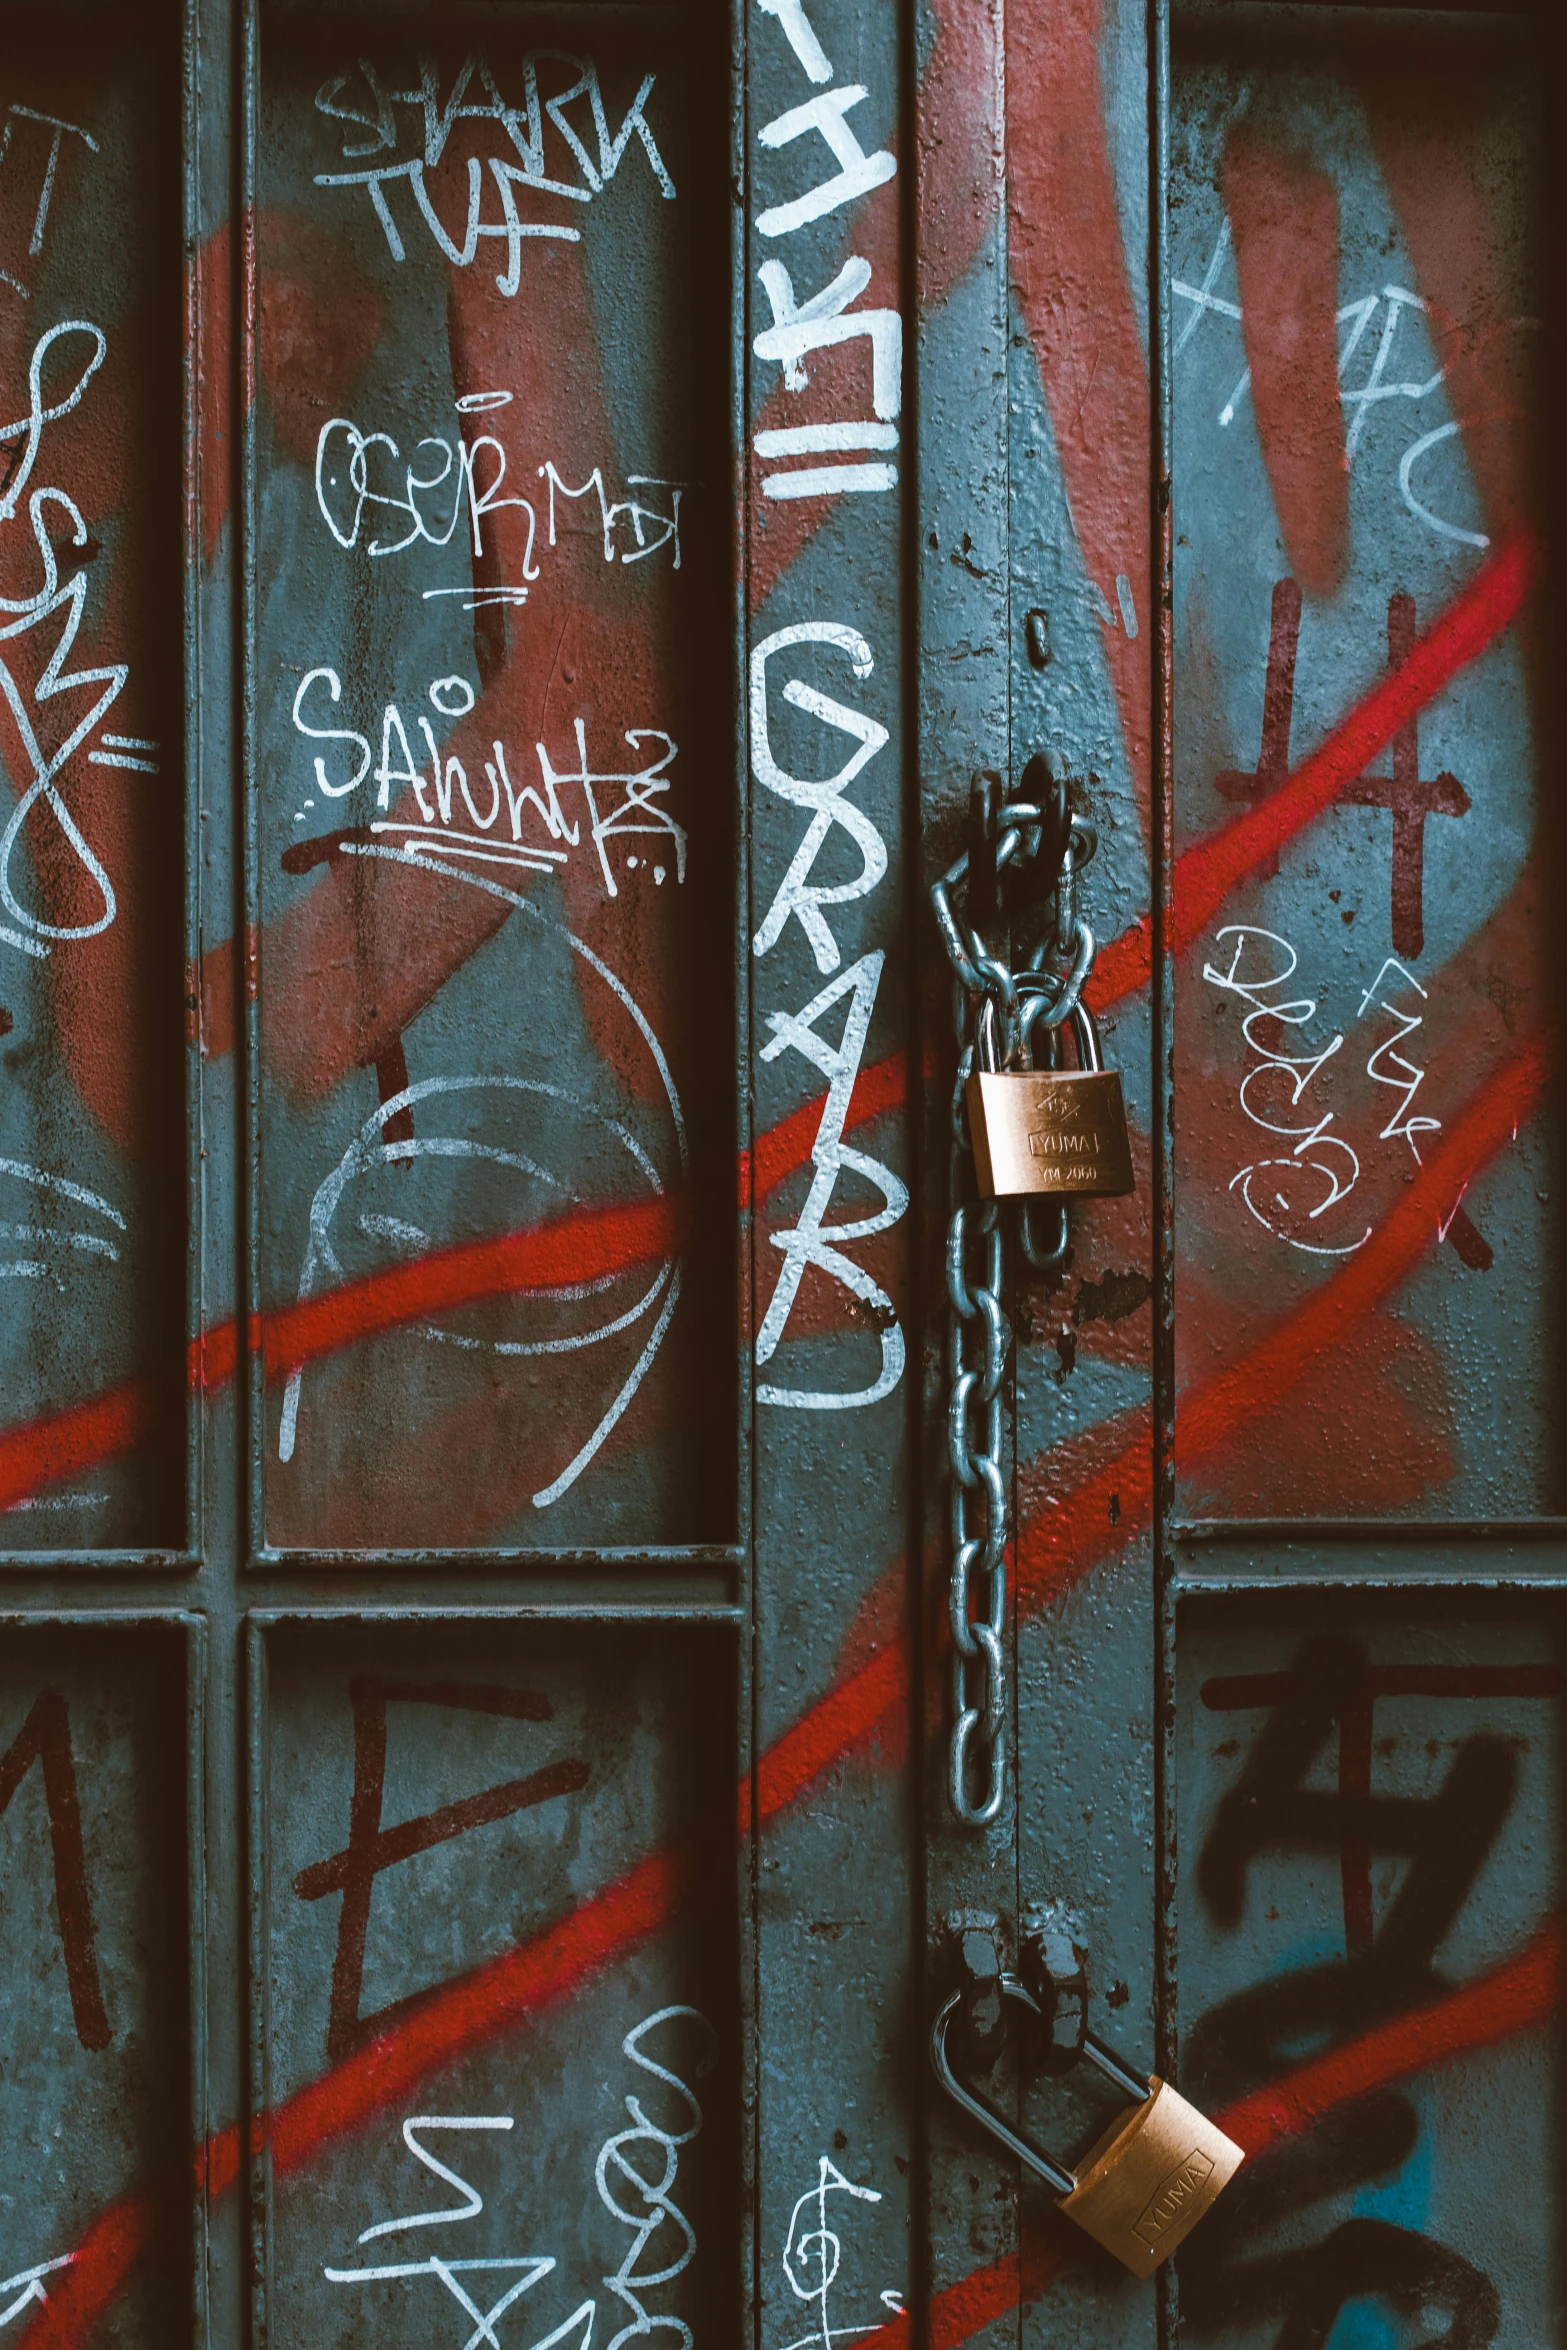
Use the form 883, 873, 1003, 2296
292, 1677, 588, 2062
314, 411, 687, 578
0, 319, 138, 962
325, 2111, 595, 2347
0, 1689, 110, 2049
1183, 1640, 1559, 2349
313, 52, 676, 275
0, 105, 98, 296
749, 623, 904, 1409
751, 0, 900, 499
1175, 237, 1525, 554
595, 2006, 716, 2350
780, 2155, 886, 2350
289, 668, 685, 890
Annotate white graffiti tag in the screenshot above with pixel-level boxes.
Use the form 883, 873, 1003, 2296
594, 2005, 717, 2350
780, 2156, 893, 2350
324, 2114, 594, 2349
750, 624, 905, 1409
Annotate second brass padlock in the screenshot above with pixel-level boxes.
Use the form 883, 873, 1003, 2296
931, 1982, 1244, 2275
1059, 2076, 1244, 2275
966, 1003, 1134, 1200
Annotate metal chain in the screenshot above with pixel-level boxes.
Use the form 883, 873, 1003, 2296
931, 794, 1098, 1827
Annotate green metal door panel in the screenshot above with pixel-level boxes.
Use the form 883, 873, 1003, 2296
0, 9, 190, 1557
0, 1619, 198, 2345
250, 2, 736, 1556
1169, 7, 1554, 1522
249, 1615, 738, 2348
1175, 1604, 1561, 2348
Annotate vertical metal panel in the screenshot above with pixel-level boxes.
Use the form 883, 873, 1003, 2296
0, 1615, 202, 2347
1003, 0, 1159, 2338
241, 0, 738, 1561
1167, 4, 1552, 1524
0, 5, 192, 1560
915, 0, 1019, 2330
1174, 1597, 1561, 2349
245, 1611, 740, 2349
742, 0, 918, 2328
1159, 15, 1562, 2350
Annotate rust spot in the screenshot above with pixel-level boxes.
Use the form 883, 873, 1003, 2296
1075, 1267, 1151, 1327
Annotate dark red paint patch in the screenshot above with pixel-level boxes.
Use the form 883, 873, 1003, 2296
1221, 127, 1349, 599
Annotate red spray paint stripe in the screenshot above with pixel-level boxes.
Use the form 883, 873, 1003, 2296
1219, 1912, 1563, 2160
0, 1382, 152, 1517
740, 1044, 928, 1211
1179, 1033, 1549, 1463
882, 1912, 1565, 2350
18, 1858, 684, 2350
1090, 531, 1538, 1011
0, 1200, 683, 1512
259, 1195, 685, 1379
14, 2195, 155, 2350
1012, 1028, 1550, 1616
265, 1847, 684, 2177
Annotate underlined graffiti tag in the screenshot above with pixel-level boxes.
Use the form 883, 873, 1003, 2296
595, 2004, 718, 2350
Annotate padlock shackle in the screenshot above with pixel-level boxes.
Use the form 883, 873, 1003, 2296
931, 1985, 1077, 2195
1022, 995, 1104, 1076
931, 1977, 1153, 2198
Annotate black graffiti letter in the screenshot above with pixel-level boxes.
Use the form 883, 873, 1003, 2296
293, 1677, 589, 2062
0, 1691, 111, 2050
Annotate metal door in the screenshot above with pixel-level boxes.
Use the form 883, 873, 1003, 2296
0, 2, 1557, 2347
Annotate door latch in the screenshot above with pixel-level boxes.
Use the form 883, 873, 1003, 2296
931, 1914, 1243, 2274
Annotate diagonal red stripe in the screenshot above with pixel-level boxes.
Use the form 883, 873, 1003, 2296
1090, 531, 1537, 1009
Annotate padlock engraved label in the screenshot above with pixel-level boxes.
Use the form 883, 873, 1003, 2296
966, 1070, 1135, 1200
1057, 2079, 1243, 2275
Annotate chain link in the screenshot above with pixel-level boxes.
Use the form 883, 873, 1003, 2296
931, 795, 1098, 1827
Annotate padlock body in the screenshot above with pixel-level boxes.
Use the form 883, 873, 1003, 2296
966, 1070, 1134, 1199
1057, 2078, 1243, 2274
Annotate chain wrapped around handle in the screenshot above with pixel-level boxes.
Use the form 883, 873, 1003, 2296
930, 766, 1098, 1828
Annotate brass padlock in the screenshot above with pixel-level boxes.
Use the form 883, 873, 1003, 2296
965, 1002, 1134, 1200
931, 1981, 1243, 2275
1059, 2075, 1244, 2274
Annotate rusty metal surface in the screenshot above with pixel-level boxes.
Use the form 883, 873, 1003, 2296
0, 13, 187, 1553
252, 1618, 737, 2349
0, 3, 1558, 2349
1176, 1606, 1562, 2348
1169, 7, 1553, 1522
253, 6, 736, 1552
